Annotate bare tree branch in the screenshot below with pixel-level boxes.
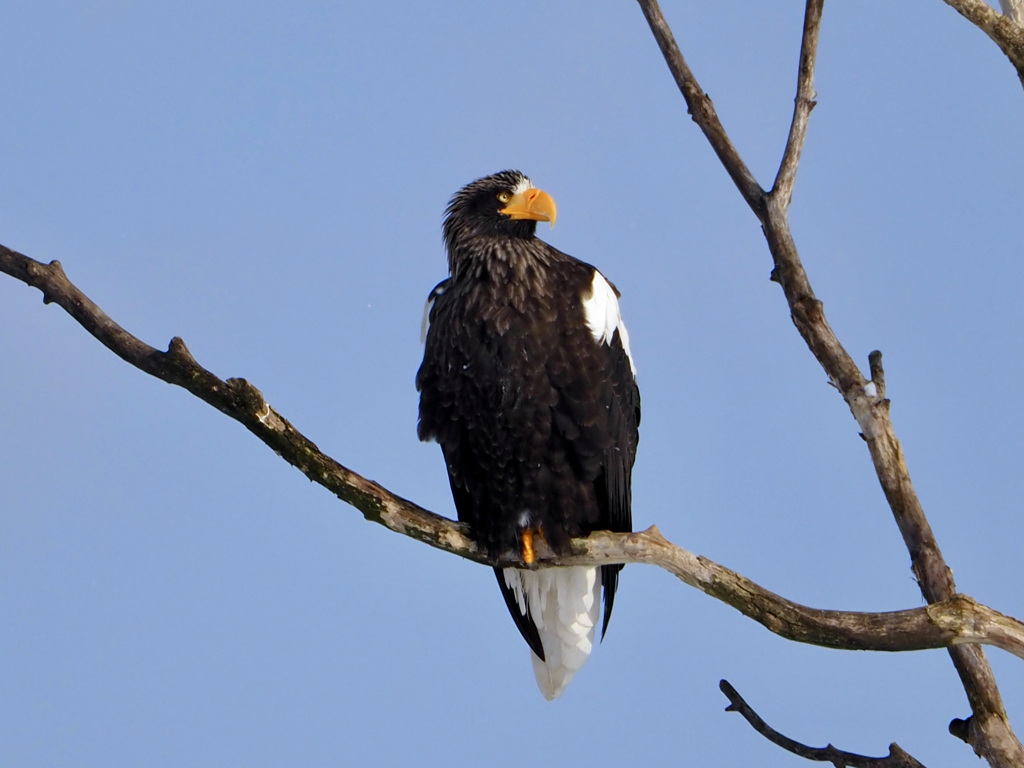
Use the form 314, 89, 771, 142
720, 680, 927, 768
565, 528, 1024, 662
634, 0, 1023, 764
772, 0, 823, 208
0, 247, 479, 561
4, 242, 1024, 668
635, 0, 766, 217
940, 0, 1024, 86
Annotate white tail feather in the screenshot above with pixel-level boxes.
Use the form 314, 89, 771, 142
503, 566, 602, 700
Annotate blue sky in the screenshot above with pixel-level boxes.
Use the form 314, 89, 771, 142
2, 2, 1021, 766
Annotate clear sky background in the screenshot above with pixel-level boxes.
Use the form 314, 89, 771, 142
2, 2, 1021, 766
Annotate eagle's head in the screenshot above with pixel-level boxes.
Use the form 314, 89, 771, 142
443, 171, 557, 259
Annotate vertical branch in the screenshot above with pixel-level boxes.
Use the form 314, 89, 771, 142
771, 0, 824, 209
635, 0, 1024, 765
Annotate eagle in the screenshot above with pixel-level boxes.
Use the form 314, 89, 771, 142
416, 170, 640, 699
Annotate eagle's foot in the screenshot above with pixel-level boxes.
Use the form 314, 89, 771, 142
520, 528, 549, 567
521, 529, 536, 565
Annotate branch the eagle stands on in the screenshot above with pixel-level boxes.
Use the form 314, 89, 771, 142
5, 227, 1024, 670
2, 0, 1022, 765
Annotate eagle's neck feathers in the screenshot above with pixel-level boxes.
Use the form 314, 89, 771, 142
447, 233, 561, 304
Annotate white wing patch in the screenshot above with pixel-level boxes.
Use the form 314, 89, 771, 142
503, 566, 602, 700
420, 283, 447, 344
582, 270, 636, 374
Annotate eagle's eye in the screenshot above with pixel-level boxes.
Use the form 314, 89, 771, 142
496, 191, 512, 204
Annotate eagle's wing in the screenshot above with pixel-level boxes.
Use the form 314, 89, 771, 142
576, 269, 640, 637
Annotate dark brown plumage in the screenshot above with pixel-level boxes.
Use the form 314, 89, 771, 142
417, 170, 639, 698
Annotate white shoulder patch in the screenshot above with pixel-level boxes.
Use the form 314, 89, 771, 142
420, 283, 447, 344
582, 270, 636, 374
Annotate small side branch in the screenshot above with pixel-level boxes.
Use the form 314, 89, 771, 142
720, 680, 927, 768
635, 0, 766, 218
868, 350, 886, 400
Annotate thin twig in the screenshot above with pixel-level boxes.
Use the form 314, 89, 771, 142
720, 680, 927, 767
771, 0, 824, 209
635, 0, 766, 218
868, 350, 886, 400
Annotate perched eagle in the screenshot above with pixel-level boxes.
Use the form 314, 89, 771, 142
417, 170, 640, 699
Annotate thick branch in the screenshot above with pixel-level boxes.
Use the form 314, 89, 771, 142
3, 242, 1023, 666
635, 1, 1023, 764
720, 680, 927, 767
940, 0, 1024, 85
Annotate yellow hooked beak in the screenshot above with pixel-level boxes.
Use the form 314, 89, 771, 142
500, 188, 557, 227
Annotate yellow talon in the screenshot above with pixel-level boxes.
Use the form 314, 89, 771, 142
521, 530, 535, 565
